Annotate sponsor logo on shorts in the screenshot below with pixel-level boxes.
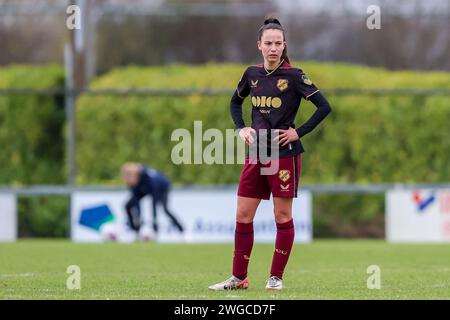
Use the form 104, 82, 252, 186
280, 184, 290, 192
279, 170, 290, 182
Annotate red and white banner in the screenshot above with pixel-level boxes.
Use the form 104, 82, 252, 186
386, 189, 450, 242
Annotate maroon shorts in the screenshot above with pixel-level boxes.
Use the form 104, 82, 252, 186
237, 155, 302, 200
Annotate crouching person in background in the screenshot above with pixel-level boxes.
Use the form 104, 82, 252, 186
121, 162, 184, 240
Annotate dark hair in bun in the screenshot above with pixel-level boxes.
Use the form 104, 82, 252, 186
264, 18, 282, 26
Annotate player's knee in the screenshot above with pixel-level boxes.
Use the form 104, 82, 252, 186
274, 209, 292, 224
236, 208, 254, 223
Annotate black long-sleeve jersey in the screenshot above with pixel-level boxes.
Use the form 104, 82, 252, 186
230, 60, 331, 158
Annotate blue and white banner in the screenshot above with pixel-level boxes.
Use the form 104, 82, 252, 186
71, 188, 312, 243
386, 189, 450, 242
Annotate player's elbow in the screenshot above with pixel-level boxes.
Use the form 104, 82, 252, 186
311, 92, 331, 116
319, 100, 332, 117
230, 91, 244, 105
325, 102, 332, 115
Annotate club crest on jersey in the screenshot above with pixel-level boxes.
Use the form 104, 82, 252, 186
277, 79, 289, 91
279, 170, 290, 182
251, 80, 259, 88
302, 74, 313, 85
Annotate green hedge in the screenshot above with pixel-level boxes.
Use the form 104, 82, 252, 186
0, 64, 65, 185
0, 65, 66, 237
75, 62, 450, 237
18, 196, 69, 238
77, 62, 450, 185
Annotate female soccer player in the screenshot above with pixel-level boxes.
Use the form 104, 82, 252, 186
208, 17, 332, 291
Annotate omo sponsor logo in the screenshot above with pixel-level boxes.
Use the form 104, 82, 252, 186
251, 95, 283, 115
251, 96, 283, 108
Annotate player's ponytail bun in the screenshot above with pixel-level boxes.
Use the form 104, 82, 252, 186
264, 17, 282, 26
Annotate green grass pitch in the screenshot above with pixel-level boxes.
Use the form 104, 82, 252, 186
1, 240, 449, 299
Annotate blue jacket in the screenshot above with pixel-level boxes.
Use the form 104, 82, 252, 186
131, 167, 171, 202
